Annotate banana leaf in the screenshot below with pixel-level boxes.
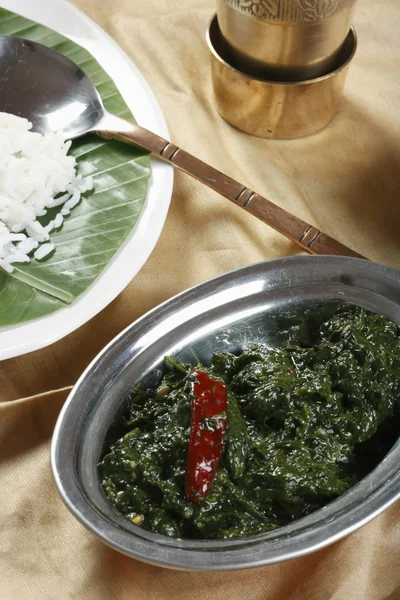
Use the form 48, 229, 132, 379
0, 8, 151, 326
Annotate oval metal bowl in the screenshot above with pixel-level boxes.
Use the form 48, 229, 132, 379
51, 256, 400, 571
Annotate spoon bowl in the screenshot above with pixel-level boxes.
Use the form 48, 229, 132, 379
0, 35, 103, 137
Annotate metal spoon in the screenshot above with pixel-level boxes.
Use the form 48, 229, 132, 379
0, 35, 364, 259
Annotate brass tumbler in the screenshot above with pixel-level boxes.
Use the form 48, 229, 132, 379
217, 0, 358, 81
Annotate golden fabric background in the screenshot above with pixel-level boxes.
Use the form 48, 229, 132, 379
1, 0, 399, 597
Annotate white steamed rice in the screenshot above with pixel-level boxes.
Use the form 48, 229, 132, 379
0, 112, 93, 273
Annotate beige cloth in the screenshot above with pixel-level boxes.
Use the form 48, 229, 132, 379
1, 0, 400, 597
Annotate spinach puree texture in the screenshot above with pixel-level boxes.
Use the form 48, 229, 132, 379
99, 306, 400, 539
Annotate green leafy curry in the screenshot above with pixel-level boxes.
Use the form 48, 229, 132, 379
99, 306, 400, 539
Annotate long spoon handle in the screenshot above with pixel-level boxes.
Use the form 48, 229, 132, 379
97, 117, 366, 259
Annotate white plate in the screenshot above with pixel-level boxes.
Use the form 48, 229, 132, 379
0, 0, 173, 360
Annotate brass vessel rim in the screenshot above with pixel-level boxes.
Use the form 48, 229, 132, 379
206, 14, 357, 87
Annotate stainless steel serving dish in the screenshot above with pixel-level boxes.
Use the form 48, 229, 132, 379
51, 256, 400, 571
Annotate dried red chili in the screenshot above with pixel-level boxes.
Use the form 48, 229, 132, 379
185, 369, 227, 504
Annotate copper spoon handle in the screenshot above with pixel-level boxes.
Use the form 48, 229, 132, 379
97, 118, 366, 259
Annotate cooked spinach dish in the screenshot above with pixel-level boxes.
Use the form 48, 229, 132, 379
99, 306, 400, 539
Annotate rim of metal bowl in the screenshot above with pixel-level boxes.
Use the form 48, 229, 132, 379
51, 256, 400, 571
